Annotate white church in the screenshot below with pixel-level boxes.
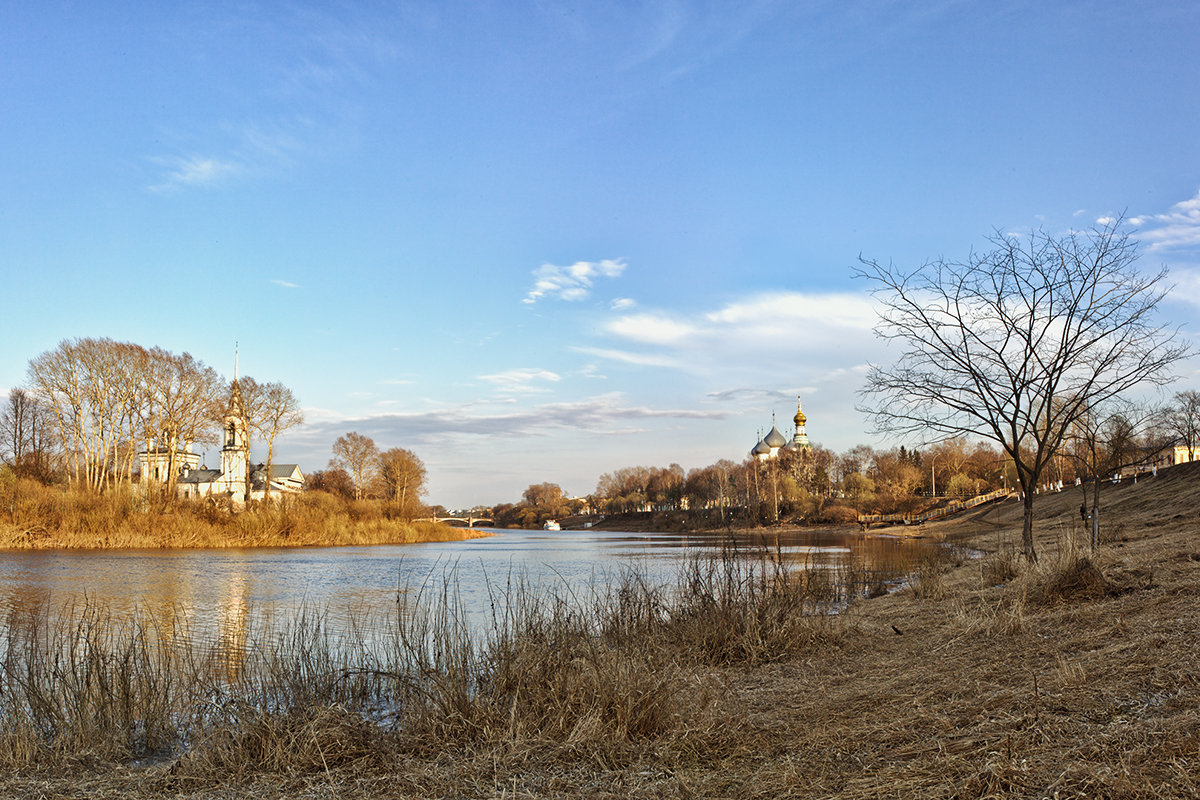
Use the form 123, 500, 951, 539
139, 378, 303, 503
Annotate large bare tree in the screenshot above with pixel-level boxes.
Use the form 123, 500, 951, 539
857, 220, 1188, 562
27, 339, 222, 493
144, 348, 223, 499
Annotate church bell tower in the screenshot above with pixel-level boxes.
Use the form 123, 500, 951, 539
219, 370, 250, 500
791, 395, 811, 450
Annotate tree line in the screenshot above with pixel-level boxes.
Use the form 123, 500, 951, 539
486, 389, 1200, 534
1, 339, 430, 521
488, 221, 1193, 560
1, 337, 303, 500
304, 431, 428, 520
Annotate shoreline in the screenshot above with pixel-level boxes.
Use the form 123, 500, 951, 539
0, 524, 494, 553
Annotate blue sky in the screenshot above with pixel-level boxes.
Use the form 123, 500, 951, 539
4, 1, 1200, 508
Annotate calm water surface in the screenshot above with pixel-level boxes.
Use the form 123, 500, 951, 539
0, 528, 932, 647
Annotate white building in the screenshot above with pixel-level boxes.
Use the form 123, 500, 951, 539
139, 378, 304, 503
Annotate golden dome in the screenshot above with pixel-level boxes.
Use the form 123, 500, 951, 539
793, 396, 806, 426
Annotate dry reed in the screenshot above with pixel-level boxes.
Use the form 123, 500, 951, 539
0, 477, 483, 550
0, 545, 834, 786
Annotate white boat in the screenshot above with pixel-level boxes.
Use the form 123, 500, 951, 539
543, 519, 561, 531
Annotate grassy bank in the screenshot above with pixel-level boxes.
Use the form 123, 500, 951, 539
1, 464, 1198, 798
0, 477, 485, 549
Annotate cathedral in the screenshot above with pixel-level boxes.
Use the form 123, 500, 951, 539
751, 396, 812, 461
139, 377, 304, 503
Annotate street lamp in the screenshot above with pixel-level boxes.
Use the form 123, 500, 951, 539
930, 453, 939, 497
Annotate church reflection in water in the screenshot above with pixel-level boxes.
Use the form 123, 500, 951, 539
214, 569, 251, 681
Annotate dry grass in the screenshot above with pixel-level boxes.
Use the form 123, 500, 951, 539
0, 547, 829, 796
3, 466, 1200, 798
0, 477, 483, 549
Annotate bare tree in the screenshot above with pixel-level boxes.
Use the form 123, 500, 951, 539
378, 447, 426, 518
1164, 390, 1200, 463
0, 388, 58, 479
329, 431, 379, 500
1070, 400, 1169, 549
27, 339, 223, 494
241, 380, 303, 500
857, 220, 1188, 562
145, 348, 223, 499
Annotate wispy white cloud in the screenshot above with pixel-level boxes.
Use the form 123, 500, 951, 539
590, 291, 879, 386
271, 279, 301, 289
702, 292, 874, 332
572, 346, 686, 369
148, 121, 312, 193
611, 297, 637, 311
478, 368, 562, 393
288, 392, 726, 448
149, 155, 241, 192
524, 259, 626, 304
575, 363, 607, 380
705, 387, 799, 404
1127, 189, 1200, 251
606, 314, 697, 346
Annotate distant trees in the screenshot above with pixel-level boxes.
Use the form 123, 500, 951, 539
324, 433, 428, 517
574, 436, 1014, 530
493, 482, 581, 528
0, 389, 58, 480
594, 464, 685, 514
858, 221, 1188, 562
305, 467, 355, 498
379, 447, 427, 519
329, 432, 379, 501
683, 459, 739, 522
1164, 390, 1200, 462
142, 348, 224, 498
1069, 401, 1168, 548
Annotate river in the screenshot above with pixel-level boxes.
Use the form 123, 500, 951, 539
0, 527, 934, 653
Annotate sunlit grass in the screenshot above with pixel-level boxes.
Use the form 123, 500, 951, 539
0, 477, 484, 549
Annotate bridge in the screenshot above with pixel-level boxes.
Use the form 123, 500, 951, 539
419, 516, 495, 528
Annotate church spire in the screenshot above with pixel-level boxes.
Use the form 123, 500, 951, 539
791, 395, 811, 450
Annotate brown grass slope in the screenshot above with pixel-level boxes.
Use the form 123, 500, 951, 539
2, 466, 1198, 798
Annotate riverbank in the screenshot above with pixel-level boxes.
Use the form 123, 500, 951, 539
0, 478, 485, 549
1, 464, 1197, 798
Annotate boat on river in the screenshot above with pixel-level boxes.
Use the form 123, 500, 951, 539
543, 520, 561, 531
